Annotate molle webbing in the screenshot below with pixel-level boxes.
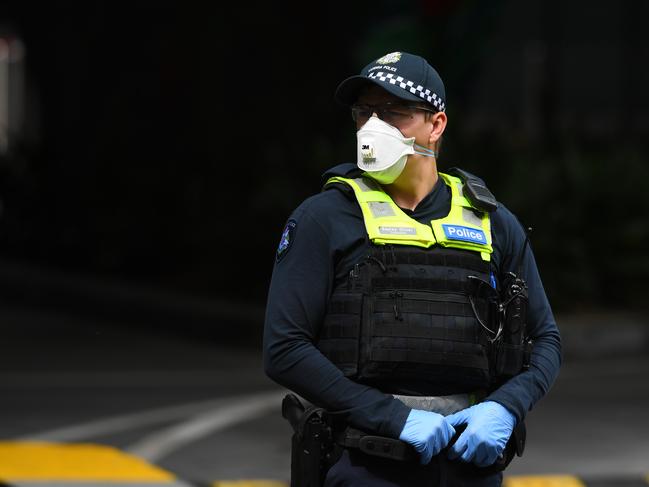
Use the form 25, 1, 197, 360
367, 245, 489, 293
317, 294, 360, 374
369, 244, 489, 271
318, 245, 494, 392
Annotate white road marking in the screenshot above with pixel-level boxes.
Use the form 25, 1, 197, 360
18, 389, 286, 443
125, 390, 288, 461
0, 369, 263, 388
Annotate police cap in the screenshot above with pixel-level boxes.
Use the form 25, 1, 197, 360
335, 51, 446, 112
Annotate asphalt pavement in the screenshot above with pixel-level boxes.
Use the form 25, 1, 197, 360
1, 258, 648, 486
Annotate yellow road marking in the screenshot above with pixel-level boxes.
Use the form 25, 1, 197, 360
0, 442, 175, 481
212, 482, 288, 487
504, 475, 587, 487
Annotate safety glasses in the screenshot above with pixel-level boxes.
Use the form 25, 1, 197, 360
351, 102, 437, 127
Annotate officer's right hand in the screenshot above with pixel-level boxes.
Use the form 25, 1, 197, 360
398, 409, 456, 465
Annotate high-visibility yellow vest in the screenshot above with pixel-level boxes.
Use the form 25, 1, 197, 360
326, 172, 493, 261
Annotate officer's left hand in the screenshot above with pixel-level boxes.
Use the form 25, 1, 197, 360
444, 401, 516, 467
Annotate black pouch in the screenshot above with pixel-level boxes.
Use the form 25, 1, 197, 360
494, 272, 530, 380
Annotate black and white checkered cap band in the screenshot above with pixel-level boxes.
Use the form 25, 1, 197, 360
368, 71, 446, 111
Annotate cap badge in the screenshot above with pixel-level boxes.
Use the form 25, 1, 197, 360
376, 52, 401, 64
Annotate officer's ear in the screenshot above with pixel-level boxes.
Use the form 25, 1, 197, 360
427, 111, 447, 147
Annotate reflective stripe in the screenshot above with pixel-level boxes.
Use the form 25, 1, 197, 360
354, 178, 377, 192
368, 201, 396, 218
462, 207, 483, 226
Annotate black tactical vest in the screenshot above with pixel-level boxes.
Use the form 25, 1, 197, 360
316, 245, 497, 396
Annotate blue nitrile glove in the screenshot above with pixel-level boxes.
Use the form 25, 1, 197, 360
398, 409, 456, 465
445, 401, 516, 467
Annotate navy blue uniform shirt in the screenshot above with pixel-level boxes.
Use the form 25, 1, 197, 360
263, 163, 562, 439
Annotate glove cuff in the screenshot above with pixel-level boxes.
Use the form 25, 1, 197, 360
485, 401, 517, 427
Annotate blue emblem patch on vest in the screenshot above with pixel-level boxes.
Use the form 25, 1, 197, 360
276, 219, 297, 263
442, 224, 487, 245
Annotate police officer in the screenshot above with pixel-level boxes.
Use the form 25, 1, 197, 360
263, 51, 561, 486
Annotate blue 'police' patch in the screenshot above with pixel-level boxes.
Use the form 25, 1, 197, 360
442, 224, 487, 245
276, 219, 297, 263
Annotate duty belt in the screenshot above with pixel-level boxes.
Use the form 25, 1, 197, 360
281, 391, 523, 482
333, 393, 478, 462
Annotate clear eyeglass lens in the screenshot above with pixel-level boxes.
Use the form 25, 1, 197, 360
352, 104, 416, 126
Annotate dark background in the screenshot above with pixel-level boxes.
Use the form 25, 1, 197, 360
0, 0, 648, 342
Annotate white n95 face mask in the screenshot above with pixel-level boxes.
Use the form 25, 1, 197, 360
356, 116, 437, 185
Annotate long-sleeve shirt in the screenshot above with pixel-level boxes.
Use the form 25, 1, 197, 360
263, 163, 562, 439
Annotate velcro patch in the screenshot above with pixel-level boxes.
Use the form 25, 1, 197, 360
442, 224, 487, 244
